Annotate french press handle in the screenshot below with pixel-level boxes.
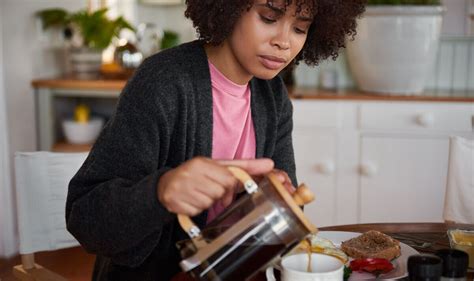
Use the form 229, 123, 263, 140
177, 167, 315, 241
177, 166, 258, 240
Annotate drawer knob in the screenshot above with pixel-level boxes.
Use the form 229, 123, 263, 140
359, 162, 378, 177
415, 113, 435, 127
316, 161, 335, 175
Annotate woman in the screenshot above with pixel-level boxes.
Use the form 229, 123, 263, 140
66, 0, 366, 280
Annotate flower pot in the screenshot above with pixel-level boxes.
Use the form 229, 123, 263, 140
69, 47, 103, 77
347, 6, 443, 95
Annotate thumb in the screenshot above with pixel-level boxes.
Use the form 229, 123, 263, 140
216, 158, 274, 176
222, 190, 234, 207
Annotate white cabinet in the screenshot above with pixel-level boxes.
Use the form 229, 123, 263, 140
359, 136, 449, 223
292, 101, 359, 227
293, 129, 337, 227
292, 99, 473, 226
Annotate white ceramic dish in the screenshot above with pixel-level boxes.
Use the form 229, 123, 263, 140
317, 231, 419, 280
266, 231, 419, 281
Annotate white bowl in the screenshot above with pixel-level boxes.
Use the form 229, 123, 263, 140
62, 118, 104, 145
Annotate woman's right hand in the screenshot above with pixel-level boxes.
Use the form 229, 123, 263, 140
157, 157, 274, 216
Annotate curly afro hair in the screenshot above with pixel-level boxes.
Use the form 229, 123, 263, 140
185, 0, 366, 66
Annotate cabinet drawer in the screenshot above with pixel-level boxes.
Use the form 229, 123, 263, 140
359, 102, 473, 131
293, 101, 354, 128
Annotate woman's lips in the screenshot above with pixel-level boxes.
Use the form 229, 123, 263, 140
259, 55, 287, 70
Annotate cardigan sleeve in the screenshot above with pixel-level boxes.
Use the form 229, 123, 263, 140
65, 64, 176, 267
271, 83, 298, 187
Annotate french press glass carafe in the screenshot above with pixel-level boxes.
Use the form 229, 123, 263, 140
176, 167, 317, 281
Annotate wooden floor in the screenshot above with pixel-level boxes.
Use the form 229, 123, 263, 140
0, 247, 95, 281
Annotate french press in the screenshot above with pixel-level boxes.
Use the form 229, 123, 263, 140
176, 166, 317, 281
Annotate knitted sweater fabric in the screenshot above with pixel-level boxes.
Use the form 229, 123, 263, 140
66, 40, 297, 281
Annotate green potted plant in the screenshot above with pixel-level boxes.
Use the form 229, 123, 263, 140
37, 8, 134, 76
346, 0, 443, 95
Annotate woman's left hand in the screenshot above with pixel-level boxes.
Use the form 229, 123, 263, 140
271, 169, 295, 194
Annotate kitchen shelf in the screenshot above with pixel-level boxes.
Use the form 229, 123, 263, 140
52, 142, 92, 153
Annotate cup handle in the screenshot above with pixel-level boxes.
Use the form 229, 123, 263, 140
177, 166, 258, 240
265, 266, 277, 281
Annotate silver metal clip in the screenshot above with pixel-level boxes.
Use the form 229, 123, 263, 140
244, 179, 258, 194
188, 226, 201, 238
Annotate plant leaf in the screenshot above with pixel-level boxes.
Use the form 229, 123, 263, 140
37, 9, 70, 29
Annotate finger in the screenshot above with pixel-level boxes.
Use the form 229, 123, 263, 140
174, 201, 201, 217
217, 158, 274, 175
283, 181, 295, 194
274, 171, 286, 183
222, 190, 234, 207
273, 169, 293, 185
194, 178, 227, 200
272, 169, 295, 193
185, 189, 215, 210
198, 160, 239, 191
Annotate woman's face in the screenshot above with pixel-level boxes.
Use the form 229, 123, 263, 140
228, 0, 313, 81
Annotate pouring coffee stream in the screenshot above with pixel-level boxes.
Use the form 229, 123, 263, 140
176, 166, 317, 281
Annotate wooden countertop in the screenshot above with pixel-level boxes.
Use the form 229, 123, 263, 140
32, 77, 126, 91
290, 88, 474, 103
32, 77, 474, 103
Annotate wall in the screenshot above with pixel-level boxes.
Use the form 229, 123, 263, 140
441, 0, 471, 36
135, 3, 195, 43
0, 0, 16, 258
0, 0, 85, 257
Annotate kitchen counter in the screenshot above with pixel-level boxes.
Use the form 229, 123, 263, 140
31, 76, 474, 152
290, 87, 474, 103
32, 77, 474, 103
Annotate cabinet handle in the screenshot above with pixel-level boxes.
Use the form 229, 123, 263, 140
359, 162, 378, 177
415, 113, 435, 127
316, 161, 335, 175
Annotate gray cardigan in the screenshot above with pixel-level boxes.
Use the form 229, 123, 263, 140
66, 40, 297, 281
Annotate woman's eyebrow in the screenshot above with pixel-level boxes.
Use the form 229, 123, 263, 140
256, 3, 285, 15
256, 3, 313, 22
296, 15, 313, 22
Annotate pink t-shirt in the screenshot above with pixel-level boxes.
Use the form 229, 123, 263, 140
206, 61, 256, 224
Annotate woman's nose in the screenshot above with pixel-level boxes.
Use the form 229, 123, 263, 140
271, 27, 291, 50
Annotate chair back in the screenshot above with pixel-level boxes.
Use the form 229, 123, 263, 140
14, 151, 88, 254
443, 136, 474, 224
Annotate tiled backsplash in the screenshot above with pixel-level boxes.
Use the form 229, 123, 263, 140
428, 36, 474, 93
294, 36, 474, 96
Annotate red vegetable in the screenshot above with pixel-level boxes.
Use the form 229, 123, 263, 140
349, 258, 394, 276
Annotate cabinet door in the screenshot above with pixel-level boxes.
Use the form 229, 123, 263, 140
359, 136, 449, 223
293, 129, 337, 227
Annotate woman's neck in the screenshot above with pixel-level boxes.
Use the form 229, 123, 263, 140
204, 41, 252, 85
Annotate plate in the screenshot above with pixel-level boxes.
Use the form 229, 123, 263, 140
317, 231, 419, 280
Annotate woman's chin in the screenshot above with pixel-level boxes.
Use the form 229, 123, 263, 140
253, 69, 283, 81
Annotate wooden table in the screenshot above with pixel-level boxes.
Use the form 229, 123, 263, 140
320, 223, 473, 253
172, 223, 474, 280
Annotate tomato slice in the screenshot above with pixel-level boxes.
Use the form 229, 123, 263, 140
349, 258, 394, 276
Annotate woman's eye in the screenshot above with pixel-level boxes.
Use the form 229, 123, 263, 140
260, 15, 276, 24
294, 27, 307, 34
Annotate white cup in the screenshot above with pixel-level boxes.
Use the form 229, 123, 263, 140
266, 253, 344, 281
